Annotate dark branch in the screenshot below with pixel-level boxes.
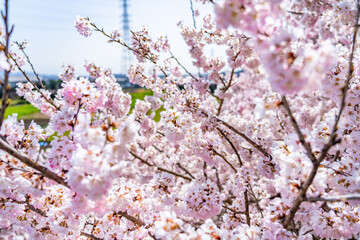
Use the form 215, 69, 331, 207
129, 151, 192, 181
305, 194, 360, 202
9, 54, 60, 110
15, 41, 45, 89
217, 128, 243, 167
117, 210, 145, 226
0, 137, 68, 187
0, 0, 14, 127
282, 96, 317, 164
244, 190, 251, 225
176, 162, 195, 179
189, 0, 197, 29
0, 197, 46, 217
216, 117, 272, 160
80, 232, 103, 240
212, 148, 237, 173
283, 0, 360, 228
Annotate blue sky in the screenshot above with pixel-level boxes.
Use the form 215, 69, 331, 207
7, 0, 213, 75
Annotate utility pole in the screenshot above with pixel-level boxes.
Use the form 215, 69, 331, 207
121, 0, 131, 75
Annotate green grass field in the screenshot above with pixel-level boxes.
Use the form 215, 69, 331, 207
3, 88, 164, 123
129, 89, 163, 122
129, 89, 153, 109
4, 104, 40, 119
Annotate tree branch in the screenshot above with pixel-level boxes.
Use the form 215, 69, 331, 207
129, 151, 192, 181
217, 98, 224, 116
185, 102, 272, 160
282, 0, 360, 228
216, 117, 272, 160
189, 0, 197, 29
316, 0, 360, 163
117, 210, 145, 227
0, 137, 68, 187
283, 162, 320, 228
170, 51, 199, 81
0, 0, 14, 127
248, 184, 264, 218
305, 194, 360, 202
176, 162, 195, 179
0, 197, 46, 217
222, 204, 246, 215
212, 148, 237, 173
0, 197, 104, 240
90, 22, 169, 78
214, 167, 223, 192
281, 96, 317, 164
9, 54, 60, 110
217, 128, 243, 167
80, 232, 103, 240
14, 41, 45, 89
244, 190, 251, 225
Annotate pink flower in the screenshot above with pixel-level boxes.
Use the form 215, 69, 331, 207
185, 179, 223, 220
109, 29, 121, 42
74, 15, 92, 37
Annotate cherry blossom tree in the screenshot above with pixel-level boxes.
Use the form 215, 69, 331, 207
0, 0, 360, 239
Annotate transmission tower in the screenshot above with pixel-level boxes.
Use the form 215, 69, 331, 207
121, 0, 131, 74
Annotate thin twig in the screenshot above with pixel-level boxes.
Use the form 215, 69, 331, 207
1, 159, 41, 175
219, 76, 226, 87
217, 128, 243, 167
217, 64, 237, 115
282, 96, 317, 164
319, 163, 350, 176
1, 197, 104, 240
0, 137, 68, 187
217, 99, 224, 116
152, 145, 164, 153
214, 167, 223, 192
14, 41, 45, 89
222, 205, 246, 214
244, 190, 251, 225
170, 51, 199, 81
156, 131, 165, 137
212, 148, 237, 173
117, 210, 145, 226
9, 54, 60, 110
80, 232, 103, 240
207, 90, 220, 100
189, 0, 197, 29
287, 11, 305, 15
71, 100, 82, 141
91, 22, 169, 78
0, 0, 14, 127
0, 197, 46, 217
248, 184, 264, 218
216, 118, 272, 160
176, 162, 195, 179
185, 103, 272, 160
223, 68, 235, 92
283, 1, 360, 228
203, 161, 208, 179
129, 151, 192, 181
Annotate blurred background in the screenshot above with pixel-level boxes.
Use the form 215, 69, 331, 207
2, 0, 215, 127
8, 0, 213, 75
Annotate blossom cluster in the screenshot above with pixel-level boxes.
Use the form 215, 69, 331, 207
0, 0, 360, 239
74, 15, 92, 37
